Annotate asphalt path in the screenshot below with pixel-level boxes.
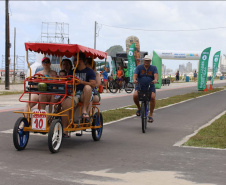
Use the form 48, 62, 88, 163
0, 81, 225, 185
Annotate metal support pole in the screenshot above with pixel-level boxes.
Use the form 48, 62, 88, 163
5, 0, 9, 90
94, 21, 97, 49
14, 27, 16, 83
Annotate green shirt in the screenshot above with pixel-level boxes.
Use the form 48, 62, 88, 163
123, 68, 129, 78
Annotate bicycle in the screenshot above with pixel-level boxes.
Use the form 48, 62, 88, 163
137, 82, 158, 133
108, 77, 134, 94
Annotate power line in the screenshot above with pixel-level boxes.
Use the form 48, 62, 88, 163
101, 23, 226, 32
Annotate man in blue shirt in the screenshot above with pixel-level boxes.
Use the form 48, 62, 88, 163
133, 55, 158, 123
61, 53, 96, 137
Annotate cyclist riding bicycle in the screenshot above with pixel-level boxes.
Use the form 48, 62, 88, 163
133, 54, 158, 123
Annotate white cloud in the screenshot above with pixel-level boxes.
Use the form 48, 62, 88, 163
1, 1, 226, 70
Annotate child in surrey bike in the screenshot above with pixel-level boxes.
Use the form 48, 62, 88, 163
133, 55, 158, 123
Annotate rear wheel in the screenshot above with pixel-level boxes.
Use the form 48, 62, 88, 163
125, 82, 134, 93
141, 102, 147, 133
109, 81, 119, 93
48, 119, 63, 153
13, 117, 30, 151
92, 112, 103, 141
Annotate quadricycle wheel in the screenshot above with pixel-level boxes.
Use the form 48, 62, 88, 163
13, 117, 30, 151
92, 112, 103, 141
48, 119, 63, 153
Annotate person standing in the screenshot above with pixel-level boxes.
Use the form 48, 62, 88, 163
133, 55, 158, 123
176, 70, 179, 81
194, 70, 197, 82
117, 65, 124, 93
123, 65, 130, 83
102, 68, 109, 93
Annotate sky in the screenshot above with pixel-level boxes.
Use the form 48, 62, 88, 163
1, 1, 226, 72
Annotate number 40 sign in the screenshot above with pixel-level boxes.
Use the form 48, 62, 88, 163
32, 109, 47, 130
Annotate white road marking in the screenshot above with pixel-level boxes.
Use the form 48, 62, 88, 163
79, 169, 214, 185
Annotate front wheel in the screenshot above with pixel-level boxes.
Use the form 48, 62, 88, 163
141, 102, 147, 133
48, 119, 63, 153
109, 81, 119, 93
13, 117, 30, 151
125, 82, 134, 93
92, 112, 103, 141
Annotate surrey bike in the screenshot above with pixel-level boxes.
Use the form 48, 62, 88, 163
13, 42, 107, 153
137, 82, 158, 133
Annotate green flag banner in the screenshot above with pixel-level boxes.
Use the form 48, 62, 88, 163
152, 50, 162, 89
128, 43, 136, 82
211, 51, 221, 85
111, 60, 117, 79
198, 47, 211, 91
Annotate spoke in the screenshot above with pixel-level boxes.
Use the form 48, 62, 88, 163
52, 123, 59, 142
19, 135, 23, 146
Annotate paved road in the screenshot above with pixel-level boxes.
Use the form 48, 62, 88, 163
0, 80, 225, 185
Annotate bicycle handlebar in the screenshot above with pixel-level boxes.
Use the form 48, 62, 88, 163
136, 81, 159, 90
136, 81, 159, 85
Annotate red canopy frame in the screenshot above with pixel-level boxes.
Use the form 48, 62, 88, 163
25, 42, 107, 59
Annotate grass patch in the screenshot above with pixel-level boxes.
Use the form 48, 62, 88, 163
102, 108, 136, 123
0, 91, 24, 96
183, 113, 226, 149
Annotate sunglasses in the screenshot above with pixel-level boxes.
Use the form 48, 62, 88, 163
42, 60, 50, 64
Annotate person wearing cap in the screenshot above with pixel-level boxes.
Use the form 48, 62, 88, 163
60, 53, 96, 137
38, 57, 57, 111
133, 54, 158, 123
23, 57, 57, 120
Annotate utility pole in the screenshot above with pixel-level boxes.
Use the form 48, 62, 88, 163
5, 0, 10, 90
94, 21, 97, 49
14, 27, 16, 83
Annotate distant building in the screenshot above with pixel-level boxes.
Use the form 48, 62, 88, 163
186, 62, 192, 72
162, 64, 166, 78
179, 64, 186, 75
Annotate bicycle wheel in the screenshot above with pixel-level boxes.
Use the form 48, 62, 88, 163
109, 81, 119, 93
125, 82, 134, 93
13, 117, 30, 151
48, 119, 63, 153
141, 102, 147, 133
92, 112, 103, 141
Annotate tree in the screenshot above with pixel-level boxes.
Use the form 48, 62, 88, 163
106, 45, 124, 57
